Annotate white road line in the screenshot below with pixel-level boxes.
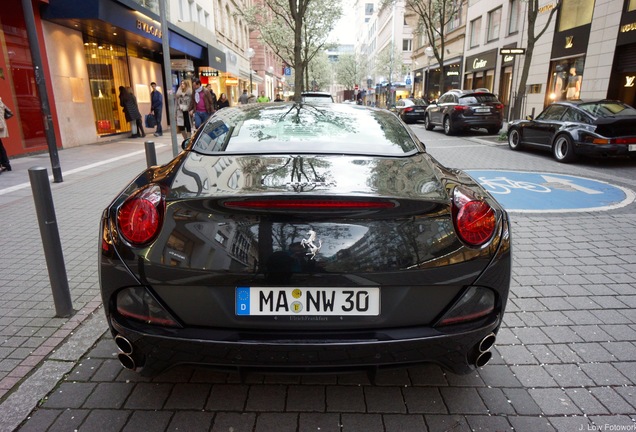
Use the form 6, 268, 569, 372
0, 146, 165, 196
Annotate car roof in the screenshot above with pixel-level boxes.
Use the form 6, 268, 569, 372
444, 88, 496, 96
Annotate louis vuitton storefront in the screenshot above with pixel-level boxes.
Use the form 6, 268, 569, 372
608, 0, 636, 107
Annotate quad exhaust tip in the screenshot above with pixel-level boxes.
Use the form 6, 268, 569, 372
472, 332, 496, 368
114, 334, 143, 371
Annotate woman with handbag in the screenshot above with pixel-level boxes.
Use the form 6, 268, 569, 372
175, 80, 193, 139
0, 97, 13, 173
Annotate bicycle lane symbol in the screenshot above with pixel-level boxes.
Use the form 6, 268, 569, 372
465, 170, 635, 213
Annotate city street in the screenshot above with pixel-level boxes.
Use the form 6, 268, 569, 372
2, 128, 636, 432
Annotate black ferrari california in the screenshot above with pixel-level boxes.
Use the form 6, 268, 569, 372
507, 99, 636, 162
99, 102, 511, 378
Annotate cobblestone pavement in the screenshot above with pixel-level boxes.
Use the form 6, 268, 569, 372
2, 130, 636, 432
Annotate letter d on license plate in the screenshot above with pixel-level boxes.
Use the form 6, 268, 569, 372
236, 287, 380, 316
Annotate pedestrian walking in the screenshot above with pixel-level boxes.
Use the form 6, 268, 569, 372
188, 78, 215, 129
119, 86, 145, 138
205, 84, 218, 111
238, 89, 249, 105
0, 97, 13, 173
175, 80, 193, 140
257, 91, 270, 103
274, 94, 284, 102
217, 93, 230, 109
150, 82, 163, 136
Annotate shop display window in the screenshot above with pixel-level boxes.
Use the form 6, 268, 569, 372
547, 57, 585, 103
84, 40, 130, 135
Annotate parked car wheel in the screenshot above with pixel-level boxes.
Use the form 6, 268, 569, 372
507, 128, 523, 151
443, 116, 456, 135
552, 134, 577, 163
424, 115, 435, 131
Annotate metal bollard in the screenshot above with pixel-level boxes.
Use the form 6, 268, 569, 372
28, 167, 74, 318
144, 141, 157, 168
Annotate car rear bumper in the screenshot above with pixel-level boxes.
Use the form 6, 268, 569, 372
575, 142, 636, 157
109, 314, 502, 377
455, 117, 502, 129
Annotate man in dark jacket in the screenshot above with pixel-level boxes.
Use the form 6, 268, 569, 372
150, 82, 163, 136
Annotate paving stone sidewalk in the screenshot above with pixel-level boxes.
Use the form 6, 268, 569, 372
0, 136, 176, 431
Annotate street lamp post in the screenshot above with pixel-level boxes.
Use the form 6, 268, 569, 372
425, 46, 434, 102
247, 47, 255, 95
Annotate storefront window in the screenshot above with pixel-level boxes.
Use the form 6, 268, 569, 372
84, 40, 130, 135
630, 0, 636, 11
547, 57, 585, 103
558, 0, 595, 32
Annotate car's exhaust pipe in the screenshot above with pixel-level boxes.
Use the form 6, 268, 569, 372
115, 334, 133, 355
471, 332, 496, 368
118, 352, 136, 370
114, 334, 144, 371
479, 333, 496, 353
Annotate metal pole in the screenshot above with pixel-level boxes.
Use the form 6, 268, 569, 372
144, 141, 157, 167
28, 167, 73, 318
159, 0, 179, 157
21, 0, 63, 183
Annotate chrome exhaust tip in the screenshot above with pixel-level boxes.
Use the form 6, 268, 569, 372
478, 333, 496, 353
475, 350, 492, 368
117, 353, 136, 370
115, 335, 134, 355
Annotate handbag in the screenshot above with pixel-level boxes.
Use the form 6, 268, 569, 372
4, 107, 13, 119
144, 113, 156, 128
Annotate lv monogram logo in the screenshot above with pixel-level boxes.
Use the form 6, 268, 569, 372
565, 36, 573, 48
625, 76, 635, 88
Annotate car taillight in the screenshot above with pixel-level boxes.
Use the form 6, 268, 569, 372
598, 137, 636, 145
454, 105, 469, 111
117, 184, 165, 246
452, 187, 496, 246
494, 104, 504, 110
404, 107, 414, 112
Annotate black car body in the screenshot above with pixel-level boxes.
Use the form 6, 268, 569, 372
507, 100, 636, 163
425, 89, 504, 135
99, 102, 512, 378
390, 98, 429, 123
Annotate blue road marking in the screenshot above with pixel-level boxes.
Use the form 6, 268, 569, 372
466, 170, 635, 213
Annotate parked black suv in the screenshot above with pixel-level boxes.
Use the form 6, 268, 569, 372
424, 89, 504, 135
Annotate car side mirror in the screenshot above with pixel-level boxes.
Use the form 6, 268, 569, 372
525, 115, 534, 121
181, 138, 190, 150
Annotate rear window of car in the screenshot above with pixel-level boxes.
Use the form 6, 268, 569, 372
410, 98, 427, 105
459, 94, 499, 104
191, 103, 420, 156
578, 102, 636, 118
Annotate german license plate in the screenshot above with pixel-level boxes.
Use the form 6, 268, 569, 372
475, 108, 490, 113
236, 287, 380, 316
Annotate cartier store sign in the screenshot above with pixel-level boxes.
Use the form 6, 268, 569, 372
464, 50, 498, 74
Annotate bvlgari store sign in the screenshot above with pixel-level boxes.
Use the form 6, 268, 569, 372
464, 50, 498, 74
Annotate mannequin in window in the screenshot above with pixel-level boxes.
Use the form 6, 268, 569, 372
566, 67, 581, 100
